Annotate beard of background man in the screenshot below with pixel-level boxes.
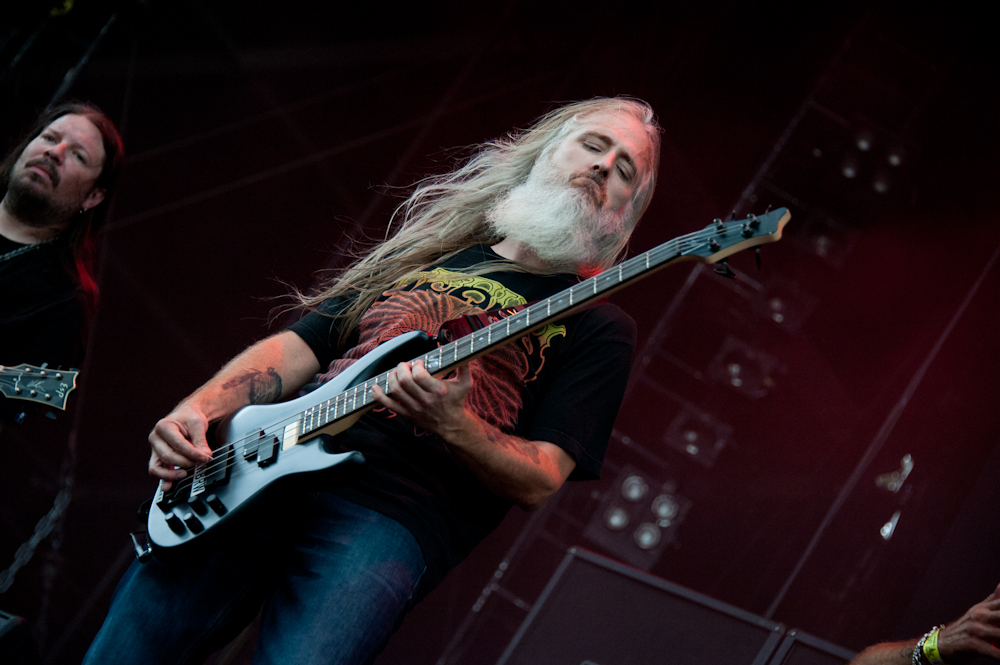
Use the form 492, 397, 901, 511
3, 156, 77, 230
487, 147, 635, 274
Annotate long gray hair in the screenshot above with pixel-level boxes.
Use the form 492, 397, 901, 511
297, 96, 661, 345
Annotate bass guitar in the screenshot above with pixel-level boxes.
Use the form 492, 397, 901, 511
147, 208, 791, 552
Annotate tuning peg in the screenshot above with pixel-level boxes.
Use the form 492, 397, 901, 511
714, 258, 737, 280
755, 247, 762, 270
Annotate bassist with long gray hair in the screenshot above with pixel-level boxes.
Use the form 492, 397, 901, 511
85, 97, 661, 665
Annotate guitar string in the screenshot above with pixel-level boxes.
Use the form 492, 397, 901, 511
159, 221, 760, 495
158, 220, 773, 498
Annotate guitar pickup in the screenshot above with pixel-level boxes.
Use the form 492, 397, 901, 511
244, 430, 265, 461
191, 445, 233, 499
256, 435, 280, 467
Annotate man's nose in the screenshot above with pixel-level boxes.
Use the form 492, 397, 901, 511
43, 142, 66, 163
591, 154, 613, 180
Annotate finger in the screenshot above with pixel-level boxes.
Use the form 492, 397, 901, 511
989, 582, 1000, 602
411, 360, 448, 395
153, 419, 211, 463
148, 446, 190, 477
148, 452, 189, 486
175, 415, 213, 460
372, 383, 410, 417
453, 362, 474, 389
149, 431, 201, 469
184, 421, 213, 459
149, 428, 211, 468
390, 363, 433, 408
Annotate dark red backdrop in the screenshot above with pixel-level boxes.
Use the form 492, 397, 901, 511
1, 1, 998, 663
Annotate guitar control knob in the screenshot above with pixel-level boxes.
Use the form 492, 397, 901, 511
206, 494, 227, 515
164, 511, 186, 534
180, 511, 205, 534
189, 496, 209, 516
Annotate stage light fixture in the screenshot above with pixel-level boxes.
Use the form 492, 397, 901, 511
769, 298, 785, 323
794, 209, 858, 269
841, 156, 859, 179
663, 405, 732, 468
752, 276, 819, 333
605, 506, 630, 531
875, 454, 913, 493
583, 465, 693, 570
880, 510, 901, 541
872, 169, 891, 194
854, 130, 875, 152
621, 475, 649, 502
651, 494, 679, 524
708, 336, 782, 399
633, 523, 662, 550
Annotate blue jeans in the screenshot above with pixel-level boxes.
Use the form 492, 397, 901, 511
84, 493, 426, 665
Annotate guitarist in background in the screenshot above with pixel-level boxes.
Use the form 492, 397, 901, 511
0, 104, 123, 650
85, 97, 661, 665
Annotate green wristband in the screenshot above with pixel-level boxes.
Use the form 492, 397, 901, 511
923, 627, 944, 664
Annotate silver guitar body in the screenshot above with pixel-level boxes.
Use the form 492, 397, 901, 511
146, 330, 431, 551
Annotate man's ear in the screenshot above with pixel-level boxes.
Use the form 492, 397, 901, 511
81, 187, 106, 212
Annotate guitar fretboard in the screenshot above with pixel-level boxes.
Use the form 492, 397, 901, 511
297, 229, 707, 437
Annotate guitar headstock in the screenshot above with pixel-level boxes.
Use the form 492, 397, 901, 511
0, 364, 79, 410
686, 208, 791, 264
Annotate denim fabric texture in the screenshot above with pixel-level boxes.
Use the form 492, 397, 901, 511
83, 493, 426, 665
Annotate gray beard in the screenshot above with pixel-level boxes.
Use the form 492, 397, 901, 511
487, 159, 629, 273
3, 171, 76, 229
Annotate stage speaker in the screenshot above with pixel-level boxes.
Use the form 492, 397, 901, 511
497, 547, 786, 665
768, 629, 855, 664
0, 609, 42, 665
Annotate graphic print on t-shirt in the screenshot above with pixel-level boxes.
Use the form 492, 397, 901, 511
317, 267, 566, 432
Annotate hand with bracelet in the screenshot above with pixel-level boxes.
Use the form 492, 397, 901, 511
849, 583, 1000, 664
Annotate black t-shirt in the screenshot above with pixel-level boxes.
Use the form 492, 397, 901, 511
288, 245, 636, 588
0, 234, 85, 368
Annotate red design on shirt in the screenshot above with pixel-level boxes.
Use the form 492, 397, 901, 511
318, 289, 530, 432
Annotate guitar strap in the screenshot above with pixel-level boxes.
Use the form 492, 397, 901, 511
436, 304, 529, 343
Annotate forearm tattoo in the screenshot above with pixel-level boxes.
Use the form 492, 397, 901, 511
483, 425, 541, 466
222, 367, 282, 404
